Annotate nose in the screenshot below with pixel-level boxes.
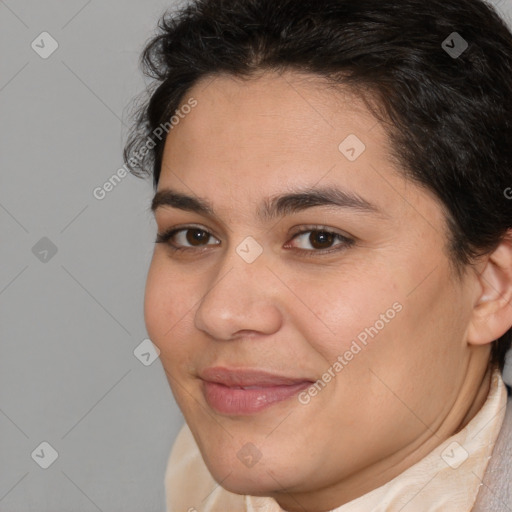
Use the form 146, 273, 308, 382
193, 242, 282, 341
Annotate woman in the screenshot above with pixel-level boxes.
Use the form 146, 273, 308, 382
123, 0, 512, 510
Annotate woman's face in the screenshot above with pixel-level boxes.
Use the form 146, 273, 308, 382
144, 71, 487, 510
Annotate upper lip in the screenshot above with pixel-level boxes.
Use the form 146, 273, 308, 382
199, 367, 314, 387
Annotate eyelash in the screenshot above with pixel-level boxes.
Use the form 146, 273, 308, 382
155, 224, 355, 257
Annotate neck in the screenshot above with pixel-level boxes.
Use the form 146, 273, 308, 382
455, 362, 492, 434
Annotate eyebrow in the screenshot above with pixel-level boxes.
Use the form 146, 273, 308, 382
151, 185, 380, 221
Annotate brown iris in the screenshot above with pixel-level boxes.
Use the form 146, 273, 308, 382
307, 230, 335, 250
186, 228, 210, 246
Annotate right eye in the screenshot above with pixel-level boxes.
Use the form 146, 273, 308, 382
155, 226, 221, 252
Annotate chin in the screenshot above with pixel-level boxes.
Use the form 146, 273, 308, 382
202, 449, 303, 496
210, 468, 284, 496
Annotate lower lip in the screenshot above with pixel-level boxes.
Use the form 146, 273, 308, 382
203, 381, 312, 415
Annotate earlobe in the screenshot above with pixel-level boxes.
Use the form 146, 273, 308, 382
467, 231, 512, 346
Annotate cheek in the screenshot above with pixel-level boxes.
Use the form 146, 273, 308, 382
295, 269, 400, 361
143, 261, 166, 342
143, 256, 210, 381
143, 258, 189, 348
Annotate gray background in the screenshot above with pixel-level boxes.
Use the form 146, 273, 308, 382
1, 1, 512, 511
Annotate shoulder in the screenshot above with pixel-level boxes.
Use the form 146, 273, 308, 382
472, 387, 512, 511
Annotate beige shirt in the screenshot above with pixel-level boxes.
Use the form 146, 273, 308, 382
164, 366, 507, 512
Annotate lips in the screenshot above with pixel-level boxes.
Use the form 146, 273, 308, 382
199, 367, 314, 415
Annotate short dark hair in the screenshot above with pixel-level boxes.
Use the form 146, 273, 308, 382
124, 0, 512, 372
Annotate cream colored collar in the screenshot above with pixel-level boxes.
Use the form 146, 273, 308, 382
165, 366, 507, 512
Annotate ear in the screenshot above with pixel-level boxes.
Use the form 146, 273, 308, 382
467, 230, 512, 346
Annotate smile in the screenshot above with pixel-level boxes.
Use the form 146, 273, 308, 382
199, 367, 314, 415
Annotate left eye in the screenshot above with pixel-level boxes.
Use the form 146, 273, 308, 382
286, 229, 353, 252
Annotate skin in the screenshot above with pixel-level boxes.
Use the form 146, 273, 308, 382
144, 70, 512, 512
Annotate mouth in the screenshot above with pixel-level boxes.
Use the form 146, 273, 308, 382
199, 367, 314, 415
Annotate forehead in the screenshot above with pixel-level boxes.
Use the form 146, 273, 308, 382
174, 71, 381, 148
157, 70, 446, 231
161, 72, 387, 182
